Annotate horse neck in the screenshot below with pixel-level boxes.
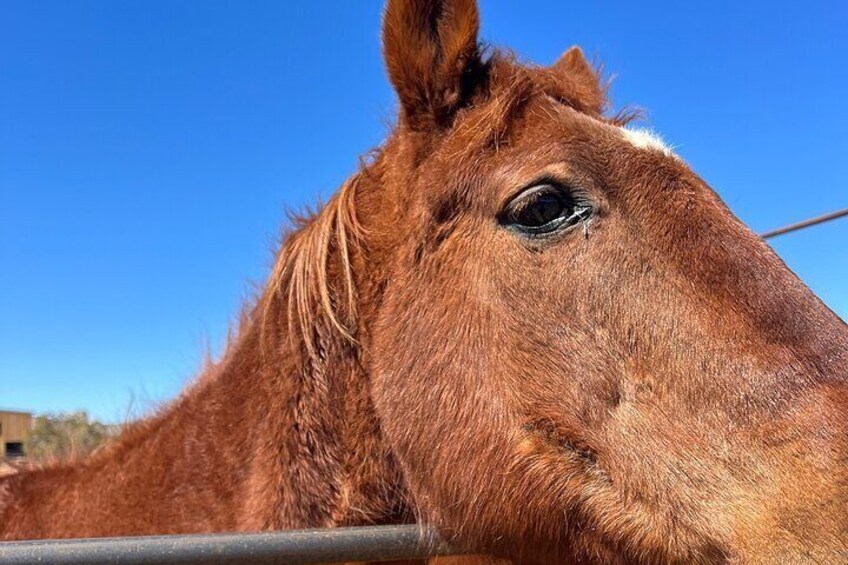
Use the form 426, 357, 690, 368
0, 196, 409, 540
0, 322, 266, 538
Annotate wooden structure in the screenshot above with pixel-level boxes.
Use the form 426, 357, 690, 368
0, 409, 33, 459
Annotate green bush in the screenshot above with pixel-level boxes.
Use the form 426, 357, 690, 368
27, 411, 118, 462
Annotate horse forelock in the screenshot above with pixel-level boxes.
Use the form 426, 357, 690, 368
433, 52, 641, 160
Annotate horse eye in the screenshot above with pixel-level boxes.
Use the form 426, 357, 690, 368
501, 184, 587, 235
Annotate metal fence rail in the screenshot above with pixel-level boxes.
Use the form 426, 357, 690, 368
761, 207, 848, 240
0, 525, 461, 565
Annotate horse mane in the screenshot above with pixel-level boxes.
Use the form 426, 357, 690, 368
261, 171, 366, 365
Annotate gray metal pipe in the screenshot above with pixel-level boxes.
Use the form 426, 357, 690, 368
0, 525, 463, 565
761, 207, 848, 240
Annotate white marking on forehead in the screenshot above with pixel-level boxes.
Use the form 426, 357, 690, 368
619, 126, 677, 158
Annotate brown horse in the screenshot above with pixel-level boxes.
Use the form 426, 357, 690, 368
1, 1, 846, 563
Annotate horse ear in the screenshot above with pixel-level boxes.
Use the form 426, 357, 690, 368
551, 46, 605, 115
382, 0, 484, 130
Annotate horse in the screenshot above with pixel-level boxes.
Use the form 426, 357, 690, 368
1, 1, 846, 563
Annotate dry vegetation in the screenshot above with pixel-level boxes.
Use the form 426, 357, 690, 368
26, 411, 118, 463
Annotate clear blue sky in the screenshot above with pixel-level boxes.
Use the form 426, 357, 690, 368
2, 1, 846, 423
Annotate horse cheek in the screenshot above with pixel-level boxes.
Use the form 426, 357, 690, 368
369, 275, 522, 545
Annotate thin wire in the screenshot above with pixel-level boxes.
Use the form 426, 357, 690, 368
761, 208, 848, 240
